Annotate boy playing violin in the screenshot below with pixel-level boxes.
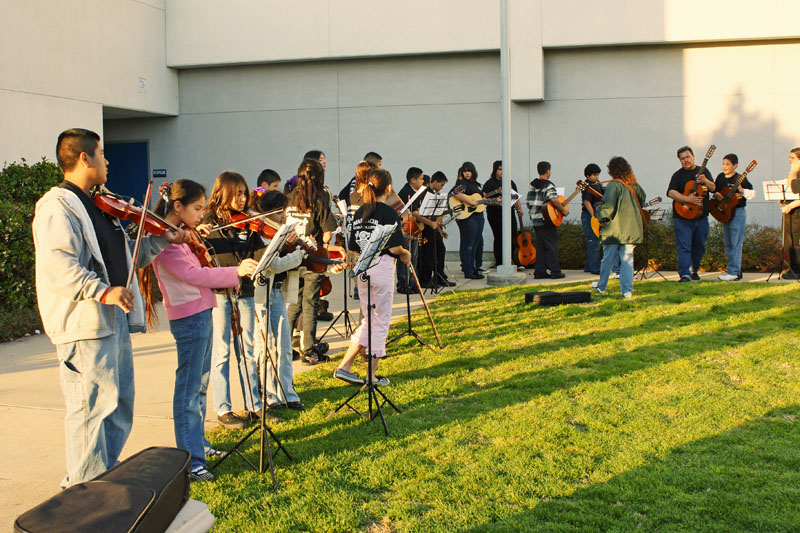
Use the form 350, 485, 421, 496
33, 128, 189, 487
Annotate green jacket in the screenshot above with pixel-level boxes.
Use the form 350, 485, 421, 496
598, 180, 646, 245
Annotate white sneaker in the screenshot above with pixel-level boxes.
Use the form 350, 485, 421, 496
718, 273, 738, 281
591, 281, 605, 294
622, 292, 632, 298
611, 272, 620, 279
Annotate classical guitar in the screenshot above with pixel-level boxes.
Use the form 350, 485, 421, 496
543, 181, 583, 227
674, 144, 716, 219
448, 187, 520, 220
709, 160, 758, 223
516, 209, 536, 266
577, 181, 604, 237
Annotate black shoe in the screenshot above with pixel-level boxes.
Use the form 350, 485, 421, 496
590, 271, 600, 275
316, 311, 334, 321
292, 349, 300, 361
287, 401, 305, 411
396, 287, 415, 294
549, 272, 566, 279
249, 408, 279, 423
314, 341, 329, 354
691, 272, 701, 280
679, 276, 691, 282
267, 402, 287, 410
466, 272, 484, 279
217, 411, 247, 429
441, 278, 457, 287
736, 272, 743, 280
534, 272, 551, 279
781, 270, 799, 280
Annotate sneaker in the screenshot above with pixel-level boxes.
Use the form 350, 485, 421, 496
287, 401, 305, 411
369, 376, 391, 387
334, 368, 364, 385
444, 279, 457, 287
315, 341, 329, 354
248, 408, 279, 423
206, 448, 225, 458
267, 402, 287, 410
611, 272, 620, 279
466, 272, 484, 280
317, 311, 334, 321
679, 276, 691, 282
691, 272, 701, 280
534, 272, 551, 279
549, 272, 566, 279
189, 467, 214, 482
736, 272, 743, 280
217, 411, 247, 429
478, 267, 489, 274
622, 292, 633, 299
718, 273, 738, 281
591, 281, 605, 294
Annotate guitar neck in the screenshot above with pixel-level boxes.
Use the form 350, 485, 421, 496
563, 188, 582, 205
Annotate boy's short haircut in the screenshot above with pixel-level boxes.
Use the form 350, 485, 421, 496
363, 151, 382, 165
431, 171, 448, 183
677, 145, 694, 157
56, 128, 100, 172
584, 163, 601, 176
258, 189, 289, 212
723, 153, 738, 165
406, 166, 423, 183
256, 168, 281, 187
537, 161, 551, 176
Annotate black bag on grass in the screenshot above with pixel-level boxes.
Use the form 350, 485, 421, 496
525, 291, 592, 306
14, 446, 191, 533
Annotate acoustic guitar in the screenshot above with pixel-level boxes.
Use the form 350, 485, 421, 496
674, 144, 716, 219
543, 181, 583, 227
448, 187, 520, 220
709, 160, 757, 223
516, 210, 536, 266
578, 181, 604, 237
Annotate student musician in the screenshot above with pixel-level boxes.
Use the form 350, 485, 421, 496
256, 169, 281, 191
339, 151, 383, 206
667, 146, 715, 282
33, 128, 189, 486
249, 189, 308, 410
780, 147, 800, 279
202, 171, 265, 430
334, 169, 412, 386
483, 160, 523, 268
395, 166, 425, 294
417, 171, 456, 288
450, 161, 485, 279
713, 154, 753, 281
526, 161, 568, 279
591, 157, 646, 298
143, 180, 257, 481
581, 163, 604, 275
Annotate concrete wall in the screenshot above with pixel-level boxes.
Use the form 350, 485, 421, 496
0, 0, 177, 166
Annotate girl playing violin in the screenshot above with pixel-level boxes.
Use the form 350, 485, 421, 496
200, 171, 267, 428
143, 179, 257, 481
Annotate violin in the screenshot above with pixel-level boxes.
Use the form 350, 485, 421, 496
216, 208, 280, 240
93, 190, 180, 237
187, 228, 216, 268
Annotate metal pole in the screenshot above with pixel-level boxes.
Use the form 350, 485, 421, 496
497, 0, 515, 276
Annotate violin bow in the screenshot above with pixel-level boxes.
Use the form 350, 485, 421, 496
205, 208, 284, 233
126, 180, 154, 290
409, 264, 444, 349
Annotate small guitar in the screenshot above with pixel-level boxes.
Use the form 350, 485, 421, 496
674, 144, 716, 219
709, 160, 757, 223
448, 187, 520, 220
543, 181, 583, 228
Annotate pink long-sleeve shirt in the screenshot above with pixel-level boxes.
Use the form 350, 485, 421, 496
152, 243, 240, 321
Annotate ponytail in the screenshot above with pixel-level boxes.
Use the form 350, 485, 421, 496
361, 168, 393, 221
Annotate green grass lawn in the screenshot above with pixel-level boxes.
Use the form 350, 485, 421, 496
193, 281, 800, 532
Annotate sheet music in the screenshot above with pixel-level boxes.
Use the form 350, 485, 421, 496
399, 186, 427, 215
419, 192, 449, 217
251, 220, 298, 279
762, 180, 799, 201
352, 222, 397, 277
336, 198, 350, 244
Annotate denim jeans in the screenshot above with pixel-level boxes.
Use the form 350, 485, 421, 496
456, 214, 485, 275
673, 216, 710, 278
286, 270, 324, 351
581, 211, 601, 272
169, 309, 212, 470
211, 294, 260, 414
255, 287, 300, 405
723, 207, 746, 275
597, 243, 635, 294
56, 306, 133, 486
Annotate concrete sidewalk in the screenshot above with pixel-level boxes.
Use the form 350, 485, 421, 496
0, 265, 784, 527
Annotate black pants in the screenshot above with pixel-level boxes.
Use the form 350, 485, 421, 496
783, 208, 800, 271
418, 226, 446, 285
533, 225, 561, 275
285, 269, 323, 351
486, 210, 518, 265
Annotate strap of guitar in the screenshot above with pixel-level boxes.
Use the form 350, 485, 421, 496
614, 179, 646, 230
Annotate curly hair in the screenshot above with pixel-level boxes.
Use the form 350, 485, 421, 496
607, 156, 638, 185
290, 158, 324, 213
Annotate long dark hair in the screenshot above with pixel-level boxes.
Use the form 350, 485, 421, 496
205, 171, 248, 218
290, 158, 324, 213
141, 179, 207, 329
361, 168, 393, 221
491, 160, 501, 180
607, 156, 638, 185
458, 161, 478, 181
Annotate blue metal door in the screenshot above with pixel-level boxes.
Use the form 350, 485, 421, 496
104, 141, 149, 205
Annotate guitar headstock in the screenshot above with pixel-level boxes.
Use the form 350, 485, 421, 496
646, 196, 662, 207
453, 184, 465, 195
576, 180, 587, 191
744, 160, 757, 174
705, 145, 717, 160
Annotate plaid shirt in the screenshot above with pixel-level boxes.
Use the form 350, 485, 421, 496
526, 180, 558, 227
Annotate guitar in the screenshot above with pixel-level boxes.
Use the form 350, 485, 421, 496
576, 180, 604, 237
709, 160, 757, 223
543, 181, 583, 227
674, 144, 716, 219
448, 187, 520, 220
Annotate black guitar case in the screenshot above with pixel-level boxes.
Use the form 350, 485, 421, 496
15, 447, 191, 533
525, 291, 592, 306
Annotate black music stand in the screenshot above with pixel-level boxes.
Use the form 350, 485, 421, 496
209, 222, 295, 489
322, 199, 357, 339
764, 181, 800, 282
636, 208, 668, 281
419, 192, 453, 295
331, 223, 401, 436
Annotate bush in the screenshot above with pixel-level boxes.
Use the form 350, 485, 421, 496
0, 158, 63, 341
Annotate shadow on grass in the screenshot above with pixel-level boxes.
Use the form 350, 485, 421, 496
463, 405, 800, 532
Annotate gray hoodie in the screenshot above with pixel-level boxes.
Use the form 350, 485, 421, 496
33, 186, 168, 344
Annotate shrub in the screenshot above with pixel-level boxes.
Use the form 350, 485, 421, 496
0, 158, 63, 341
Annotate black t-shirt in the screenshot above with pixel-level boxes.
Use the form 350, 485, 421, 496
581, 182, 605, 213
397, 182, 424, 212
668, 167, 713, 219
450, 178, 482, 197
286, 193, 338, 245
482, 177, 518, 217
61, 181, 128, 287
714, 172, 753, 209
339, 177, 356, 206
349, 202, 405, 257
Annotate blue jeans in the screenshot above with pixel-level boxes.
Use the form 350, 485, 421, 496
456, 214, 485, 275
169, 309, 212, 470
56, 307, 133, 486
597, 243, 635, 294
673, 216, 710, 278
255, 287, 300, 405
211, 294, 260, 414
723, 207, 746, 275
581, 211, 601, 272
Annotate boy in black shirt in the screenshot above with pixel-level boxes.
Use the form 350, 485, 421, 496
713, 154, 753, 281
395, 166, 425, 293
580, 163, 604, 274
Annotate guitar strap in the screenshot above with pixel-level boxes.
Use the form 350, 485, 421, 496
614, 179, 645, 229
